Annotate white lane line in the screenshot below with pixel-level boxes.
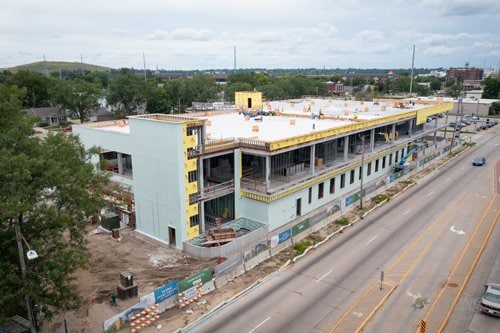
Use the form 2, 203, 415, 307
249, 316, 271, 333
366, 235, 378, 244
316, 269, 332, 283
403, 209, 412, 216
427, 191, 434, 197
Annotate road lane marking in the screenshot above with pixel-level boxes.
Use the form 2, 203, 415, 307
450, 226, 466, 235
403, 209, 412, 216
317, 269, 332, 283
424, 196, 499, 332
427, 191, 434, 197
445, 177, 451, 182
366, 235, 378, 244
249, 316, 271, 333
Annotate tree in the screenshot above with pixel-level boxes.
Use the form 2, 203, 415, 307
0, 85, 109, 325
54, 78, 103, 123
429, 78, 442, 91
107, 69, 148, 115
225, 82, 253, 102
482, 76, 500, 99
489, 101, 500, 115
6, 71, 55, 108
180, 75, 221, 106
146, 84, 174, 114
444, 79, 463, 98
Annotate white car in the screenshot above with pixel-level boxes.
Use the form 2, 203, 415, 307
479, 283, 500, 316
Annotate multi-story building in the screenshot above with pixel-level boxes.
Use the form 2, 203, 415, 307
74, 94, 452, 255
446, 67, 484, 81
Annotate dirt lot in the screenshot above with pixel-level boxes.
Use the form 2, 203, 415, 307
41, 146, 462, 333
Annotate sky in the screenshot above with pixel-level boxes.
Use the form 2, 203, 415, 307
1, 0, 499, 70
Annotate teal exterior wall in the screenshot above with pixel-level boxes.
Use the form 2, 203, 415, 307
128, 117, 186, 246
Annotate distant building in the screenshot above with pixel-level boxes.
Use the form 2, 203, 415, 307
326, 81, 344, 96
446, 67, 483, 81
23, 106, 68, 126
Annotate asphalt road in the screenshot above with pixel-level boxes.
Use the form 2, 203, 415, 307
182, 127, 499, 333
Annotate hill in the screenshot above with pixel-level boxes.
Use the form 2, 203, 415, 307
5, 61, 111, 73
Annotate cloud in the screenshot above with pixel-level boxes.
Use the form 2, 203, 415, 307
146, 28, 215, 41
418, 0, 500, 16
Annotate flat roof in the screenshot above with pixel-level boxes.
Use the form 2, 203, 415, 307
200, 99, 427, 141
76, 98, 436, 141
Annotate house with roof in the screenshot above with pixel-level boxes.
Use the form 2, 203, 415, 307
23, 106, 68, 126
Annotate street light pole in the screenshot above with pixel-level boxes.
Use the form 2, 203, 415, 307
359, 136, 365, 210
14, 222, 37, 333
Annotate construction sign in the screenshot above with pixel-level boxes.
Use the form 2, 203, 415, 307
177, 268, 213, 308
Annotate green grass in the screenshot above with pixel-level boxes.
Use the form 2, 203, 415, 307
6, 61, 111, 73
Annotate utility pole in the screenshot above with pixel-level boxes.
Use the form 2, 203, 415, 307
233, 46, 237, 73
15, 222, 37, 333
143, 53, 147, 82
409, 45, 415, 97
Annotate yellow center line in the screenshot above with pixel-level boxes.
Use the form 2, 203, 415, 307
386, 190, 467, 275
330, 191, 467, 332
421, 194, 499, 333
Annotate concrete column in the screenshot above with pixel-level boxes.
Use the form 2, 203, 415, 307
370, 129, 375, 152
265, 155, 270, 191
199, 158, 204, 193
117, 152, 123, 175
200, 202, 205, 233
344, 136, 349, 161
391, 124, 396, 143
408, 119, 413, 136
310, 145, 315, 175
234, 149, 241, 218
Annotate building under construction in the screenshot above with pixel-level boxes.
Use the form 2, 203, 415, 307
73, 92, 453, 256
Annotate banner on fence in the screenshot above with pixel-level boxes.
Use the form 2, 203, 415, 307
153, 280, 178, 304
271, 228, 291, 248
178, 267, 213, 292
243, 240, 268, 261
103, 299, 148, 332
292, 219, 310, 236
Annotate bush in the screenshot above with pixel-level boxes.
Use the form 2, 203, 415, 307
293, 240, 311, 255
335, 217, 350, 226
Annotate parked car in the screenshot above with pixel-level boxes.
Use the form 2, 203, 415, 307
461, 119, 471, 126
436, 113, 445, 118
472, 157, 486, 166
479, 283, 500, 316
449, 122, 463, 129
64, 125, 72, 132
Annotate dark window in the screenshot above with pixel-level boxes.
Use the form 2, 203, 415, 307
189, 193, 197, 205
296, 198, 302, 216
329, 178, 335, 193
189, 215, 199, 227
367, 162, 372, 176
350, 170, 355, 184
395, 151, 399, 163
389, 153, 393, 165
359, 166, 362, 180
188, 170, 197, 183
318, 182, 324, 199
382, 156, 386, 168
340, 174, 345, 188
375, 159, 379, 172
308, 187, 312, 204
